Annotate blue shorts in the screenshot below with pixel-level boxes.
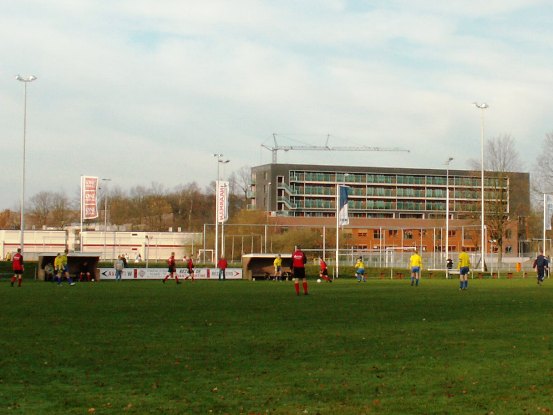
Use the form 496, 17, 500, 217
356, 269, 365, 275
411, 266, 420, 273
460, 266, 470, 276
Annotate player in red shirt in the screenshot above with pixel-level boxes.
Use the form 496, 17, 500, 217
319, 257, 332, 282
184, 256, 195, 281
11, 248, 24, 287
163, 252, 180, 284
292, 245, 308, 295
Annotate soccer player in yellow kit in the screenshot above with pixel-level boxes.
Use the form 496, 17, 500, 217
458, 247, 471, 290
55, 249, 75, 286
409, 250, 423, 286
273, 254, 282, 281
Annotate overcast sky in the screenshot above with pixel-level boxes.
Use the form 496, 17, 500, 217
1, 0, 552, 210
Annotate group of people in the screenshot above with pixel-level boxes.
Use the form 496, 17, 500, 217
162, 252, 195, 284
8, 246, 551, 289
408, 247, 472, 290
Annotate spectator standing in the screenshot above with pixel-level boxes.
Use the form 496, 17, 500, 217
217, 256, 228, 281
114, 255, 125, 282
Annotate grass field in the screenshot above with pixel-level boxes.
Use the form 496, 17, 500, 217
1, 276, 552, 414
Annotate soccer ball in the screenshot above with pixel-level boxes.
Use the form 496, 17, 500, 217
317, 279, 322, 283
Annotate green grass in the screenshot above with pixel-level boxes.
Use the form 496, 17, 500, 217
1, 277, 552, 414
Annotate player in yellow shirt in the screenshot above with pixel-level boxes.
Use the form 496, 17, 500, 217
355, 257, 366, 282
54, 249, 75, 286
273, 254, 282, 281
409, 250, 423, 286
458, 247, 471, 290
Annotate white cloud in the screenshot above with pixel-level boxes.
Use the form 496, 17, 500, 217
0, 1, 552, 209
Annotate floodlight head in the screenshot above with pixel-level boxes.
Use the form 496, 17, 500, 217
15, 75, 37, 82
473, 102, 489, 109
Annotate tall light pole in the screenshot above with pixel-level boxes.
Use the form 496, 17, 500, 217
15, 75, 37, 254
474, 102, 488, 272
214, 154, 229, 265
101, 178, 111, 260
444, 157, 454, 269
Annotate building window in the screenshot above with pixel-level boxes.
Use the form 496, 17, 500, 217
404, 230, 413, 240
373, 230, 381, 239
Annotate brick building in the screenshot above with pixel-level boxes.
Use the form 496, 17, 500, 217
251, 163, 530, 255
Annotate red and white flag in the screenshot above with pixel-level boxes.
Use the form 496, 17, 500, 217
81, 176, 99, 219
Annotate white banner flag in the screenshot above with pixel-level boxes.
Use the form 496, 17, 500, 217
217, 181, 229, 223
81, 176, 99, 220
338, 185, 349, 226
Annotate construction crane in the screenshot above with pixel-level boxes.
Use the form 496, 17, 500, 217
261, 134, 409, 163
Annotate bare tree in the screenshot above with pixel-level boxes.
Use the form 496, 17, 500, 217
468, 134, 522, 172
229, 165, 252, 207
51, 192, 75, 228
469, 135, 525, 261
28, 191, 54, 228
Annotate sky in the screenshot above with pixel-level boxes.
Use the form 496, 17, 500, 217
1, 0, 552, 210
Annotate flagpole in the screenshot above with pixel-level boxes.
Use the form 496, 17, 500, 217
538, 193, 551, 255
80, 175, 83, 251
335, 183, 339, 279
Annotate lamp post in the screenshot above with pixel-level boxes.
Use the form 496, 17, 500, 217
101, 178, 111, 260
213, 154, 229, 265
444, 157, 454, 271
15, 75, 37, 254
474, 102, 488, 272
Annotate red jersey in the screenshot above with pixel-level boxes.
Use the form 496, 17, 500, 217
167, 256, 175, 267
217, 258, 227, 269
187, 258, 194, 270
292, 249, 306, 268
12, 252, 24, 271
320, 259, 327, 272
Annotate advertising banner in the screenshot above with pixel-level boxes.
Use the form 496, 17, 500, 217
81, 176, 99, 219
98, 267, 243, 280
217, 180, 229, 223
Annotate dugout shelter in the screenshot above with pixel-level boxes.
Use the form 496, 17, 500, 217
37, 252, 101, 281
242, 253, 293, 280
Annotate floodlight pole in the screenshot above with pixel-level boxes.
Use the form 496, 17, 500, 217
445, 157, 454, 274
15, 75, 37, 254
474, 102, 488, 273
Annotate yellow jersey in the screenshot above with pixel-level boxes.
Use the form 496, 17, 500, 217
409, 253, 422, 268
273, 257, 282, 268
458, 251, 470, 268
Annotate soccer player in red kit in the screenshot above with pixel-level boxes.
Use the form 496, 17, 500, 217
319, 257, 332, 282
11, 248, 24, 287
163, 252, 180, 284
185, 256, 195, 281
292, 245, 308, 295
